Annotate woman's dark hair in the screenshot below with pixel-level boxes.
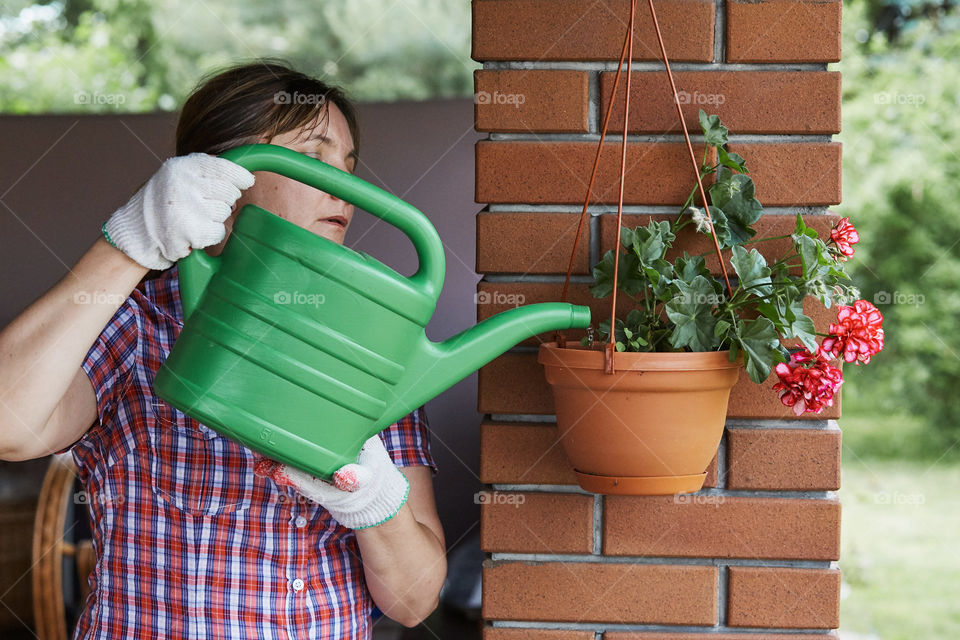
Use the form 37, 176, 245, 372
175, 58, 360, 160
137, 59, 359, 281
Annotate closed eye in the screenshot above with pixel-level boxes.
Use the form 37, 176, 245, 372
302, 150, 354, 173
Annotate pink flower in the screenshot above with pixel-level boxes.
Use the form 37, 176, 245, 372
772, 349, 844, 416
829, 217, 860, 261
818, 300, 885, 364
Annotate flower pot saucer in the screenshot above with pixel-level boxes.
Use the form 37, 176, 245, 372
574, 469, 707, 496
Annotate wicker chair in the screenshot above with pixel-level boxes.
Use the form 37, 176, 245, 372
32, 454, 95, 640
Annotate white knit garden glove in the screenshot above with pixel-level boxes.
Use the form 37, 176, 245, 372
254, 434, 410, 530
102, 153, 255, 270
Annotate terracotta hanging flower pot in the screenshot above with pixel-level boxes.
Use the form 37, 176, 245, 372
538, 342, 743, 495
538, 0, 883, 497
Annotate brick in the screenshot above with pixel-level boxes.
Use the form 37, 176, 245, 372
481, 492, 594, 553
598, 213, 841, 277
728, 143, 842, 207
486, 630, 594, 640
480, 422, 580, 484
726, 0, 842, 63
476, 212, 591, 275
726, 428, 842, 490
478, 351, 840, 419
726, 566, 841, 628
475, 141, 842, 207
482, 561, 717, 624
478, 422, 714, 489
603, 496, 840, 560
475, 70, 590, 133
480, 422, 718, 488
599, 71, 841, 134
472, 0, 715, 63
479, 352, 553, 415
604, 633, 836, 640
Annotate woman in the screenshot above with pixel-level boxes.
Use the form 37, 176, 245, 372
0, 59, 446, 639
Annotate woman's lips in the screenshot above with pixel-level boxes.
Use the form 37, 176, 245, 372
318, 216, 348, 228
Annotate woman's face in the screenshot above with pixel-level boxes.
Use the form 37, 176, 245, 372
207, 102, 358, 255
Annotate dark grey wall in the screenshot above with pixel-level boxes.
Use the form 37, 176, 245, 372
0, 98, 484, 548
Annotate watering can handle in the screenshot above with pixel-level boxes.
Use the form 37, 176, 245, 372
178, 143, 446, 320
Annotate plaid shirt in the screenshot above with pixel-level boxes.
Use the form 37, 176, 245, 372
57, 264, 438, 639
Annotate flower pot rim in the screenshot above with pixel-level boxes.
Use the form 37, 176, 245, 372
538, 340, 744, 372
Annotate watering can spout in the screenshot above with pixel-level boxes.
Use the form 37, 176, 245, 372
382, 303, 591, 425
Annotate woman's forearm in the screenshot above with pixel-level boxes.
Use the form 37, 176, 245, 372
355, 501, 447, 627
0, 236, 147, 458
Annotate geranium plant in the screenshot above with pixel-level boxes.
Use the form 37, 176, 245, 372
581, 109, 885, 415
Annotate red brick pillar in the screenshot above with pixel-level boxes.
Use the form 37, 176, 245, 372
472, 0, 844, 637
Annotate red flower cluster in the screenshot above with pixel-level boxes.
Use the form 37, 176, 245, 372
772, 349, 844, 415
818, 300, 885, 364
766, 217, 881, 413
829, 217, 860, 261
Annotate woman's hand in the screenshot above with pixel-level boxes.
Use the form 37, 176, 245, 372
103, 153, 255, 270
254, 434, 410, 530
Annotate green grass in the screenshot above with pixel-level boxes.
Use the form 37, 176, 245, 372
839, 452, 960, 638
839, 410, 956, 462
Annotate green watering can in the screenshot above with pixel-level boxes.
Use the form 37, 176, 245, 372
153, 143, 591, 480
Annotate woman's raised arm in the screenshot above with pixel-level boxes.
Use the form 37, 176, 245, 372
0, 153, 254, 460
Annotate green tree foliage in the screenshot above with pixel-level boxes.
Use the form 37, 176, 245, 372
857, 0, 959, 41
839, 0, 960, 453
0, 0, 476, 112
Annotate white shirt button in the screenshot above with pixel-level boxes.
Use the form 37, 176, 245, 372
292, 578, 305, 592
295, 516, 308, 528
198, 424, 210, 433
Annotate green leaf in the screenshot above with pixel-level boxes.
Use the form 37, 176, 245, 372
729, 339, 740, 361
672, 252, 724, 300
717, 146, 748, 174
770, 265, 803, 298
757, 299, 781, 322
599, 318, 611, 336
788, 313, 818, 352
793, 212, 818, 239
702, 206, 736, 248
791, 233, 832, 280
642, 258, 675, 301
673, 252, 710, 282
714, 318, 732, 339
735, 316, 782, 384
590, 250, 644, 298
761, 296, 819, 353
604, 309, 655, 352
730, 245, 773, 297
665, 276, 721, 351
699, 109, 729, 146
819, 281, 836, 309
827, 263, 852, 281
709, 167, 762, 245
631, 219, 676, 265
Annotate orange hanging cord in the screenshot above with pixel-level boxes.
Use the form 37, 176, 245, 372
555, 0, 733, 375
